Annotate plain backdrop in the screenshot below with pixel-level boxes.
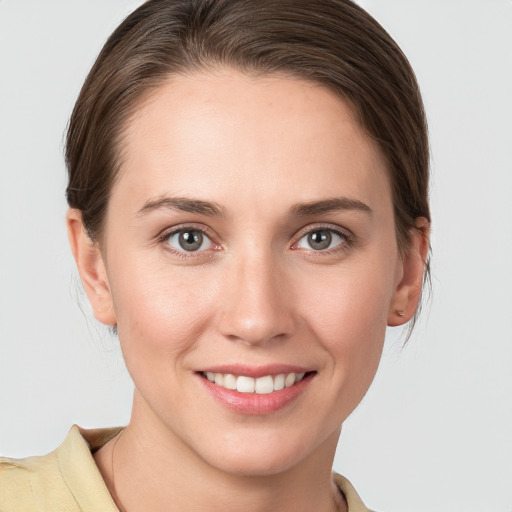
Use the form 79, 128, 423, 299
1, 1, 511, 511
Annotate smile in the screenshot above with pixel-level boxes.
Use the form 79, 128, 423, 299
202, 372, 307, 394
197, 366, 316, 414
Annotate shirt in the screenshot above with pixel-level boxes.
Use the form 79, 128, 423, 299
0, 425, 371, 511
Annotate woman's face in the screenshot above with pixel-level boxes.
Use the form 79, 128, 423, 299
81, 69, 414, 475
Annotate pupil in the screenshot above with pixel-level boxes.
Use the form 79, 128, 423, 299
308, 230, 331, 250
179, 230, 203, 251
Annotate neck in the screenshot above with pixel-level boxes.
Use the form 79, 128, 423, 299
96, 394, 346, 512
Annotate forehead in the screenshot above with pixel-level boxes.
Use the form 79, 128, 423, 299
116, 69, 391, 214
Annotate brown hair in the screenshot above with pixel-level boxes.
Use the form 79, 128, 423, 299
66, 0, 431, 320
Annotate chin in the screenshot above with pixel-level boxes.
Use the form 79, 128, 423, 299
206, 448, 304, 477
195, 427, 335, 478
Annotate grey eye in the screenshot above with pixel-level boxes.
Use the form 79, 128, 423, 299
167, 230, 212, 252
297, 229, 344, 251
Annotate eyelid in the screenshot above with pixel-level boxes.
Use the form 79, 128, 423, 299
157, 223, 222, 255
290, 223, 354, 251
155, 222, 354, 257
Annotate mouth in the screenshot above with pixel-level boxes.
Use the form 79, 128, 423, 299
200, 371, 313, 395
196, 365, 316, 414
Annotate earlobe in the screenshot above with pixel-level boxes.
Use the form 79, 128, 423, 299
388, 217, 430, 327
66, 209, 117, 326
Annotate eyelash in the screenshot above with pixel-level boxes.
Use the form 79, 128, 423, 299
157, 224, 354, 258
157, 224, 220, 260
291, 224, 354, 255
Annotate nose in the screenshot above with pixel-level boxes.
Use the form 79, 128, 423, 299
216, 250, 297, 346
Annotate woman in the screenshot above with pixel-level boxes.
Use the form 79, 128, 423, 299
0, 0, 430, 510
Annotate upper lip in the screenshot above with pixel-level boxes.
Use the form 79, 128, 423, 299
196, 364, 313, 378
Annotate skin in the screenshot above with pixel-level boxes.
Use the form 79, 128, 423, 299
68, 69, 429, 512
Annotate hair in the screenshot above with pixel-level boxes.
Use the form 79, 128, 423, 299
65, 0, 431, 328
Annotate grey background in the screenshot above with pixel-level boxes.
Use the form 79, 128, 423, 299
1, 1, 511, 511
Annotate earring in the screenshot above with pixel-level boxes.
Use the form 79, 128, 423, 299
395, 310, 405, 317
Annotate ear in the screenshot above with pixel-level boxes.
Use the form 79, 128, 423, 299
66, 209, 117, 326
388, 217, 430, 326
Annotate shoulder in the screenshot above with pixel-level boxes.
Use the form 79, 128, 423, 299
0, 448, 75, 511
0, 425, 121, 512
333, 472, 377, 512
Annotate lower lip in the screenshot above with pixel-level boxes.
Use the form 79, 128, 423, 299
197, 373, 314, 415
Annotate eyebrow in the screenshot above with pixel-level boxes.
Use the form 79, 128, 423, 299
137, 195, 372, 219
289, 197, 373, 217
137, 196, 226, 217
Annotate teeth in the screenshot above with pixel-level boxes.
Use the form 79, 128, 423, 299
237, 376, 255, 393
273, 374, 285, 391
255, 375, 274, 394
223, 373, 237, 390
204, 371, 307, 394
284, 373, 296, 387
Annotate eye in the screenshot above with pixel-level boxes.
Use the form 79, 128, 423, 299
296, 228, 346, 251
166, 229, 212, 252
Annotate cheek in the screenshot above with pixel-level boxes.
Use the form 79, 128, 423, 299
303, 260, 393, 340
300, 259, 394, 389
108, 258, 218, 367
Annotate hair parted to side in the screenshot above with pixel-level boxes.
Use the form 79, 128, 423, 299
66, 0, 431, 330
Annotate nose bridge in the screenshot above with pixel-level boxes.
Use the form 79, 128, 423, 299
217, 245, 294, 345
